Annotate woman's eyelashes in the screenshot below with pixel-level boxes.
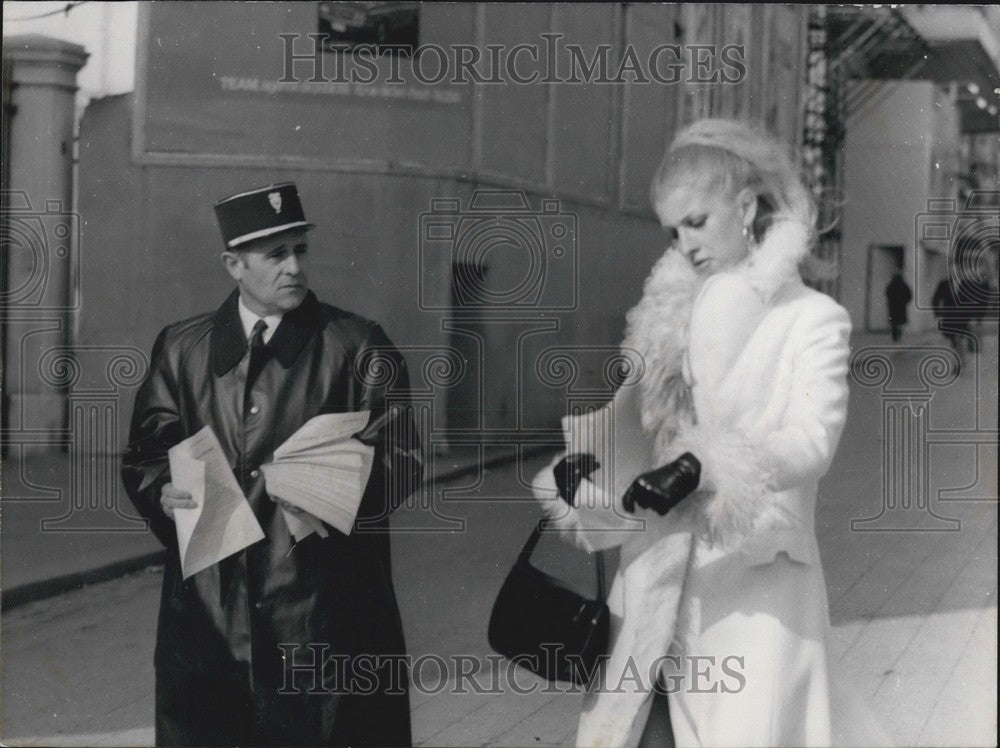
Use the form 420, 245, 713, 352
663, 214, 707, 248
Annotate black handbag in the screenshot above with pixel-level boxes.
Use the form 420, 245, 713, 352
488, 524, 609, 686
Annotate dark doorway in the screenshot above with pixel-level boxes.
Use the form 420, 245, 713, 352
446, 261, 487, 434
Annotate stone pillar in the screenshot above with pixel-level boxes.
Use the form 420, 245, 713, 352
2, 35, 88, 452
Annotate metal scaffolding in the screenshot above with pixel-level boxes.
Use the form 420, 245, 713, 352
801, 5, 934, 300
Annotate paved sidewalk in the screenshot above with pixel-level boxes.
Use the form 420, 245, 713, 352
2, 331, 996, 746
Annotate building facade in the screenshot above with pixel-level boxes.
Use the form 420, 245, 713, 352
70, 3, 810, 454
3, 3, 998, 460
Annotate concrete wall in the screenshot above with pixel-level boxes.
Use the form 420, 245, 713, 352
841, 80, 962, 334
77, 95, 668, 451
75, 3, 808, 453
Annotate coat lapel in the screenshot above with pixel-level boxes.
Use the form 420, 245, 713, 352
210, 289, 322, 377
210, 289, 245, 377
267, 291, 321, 369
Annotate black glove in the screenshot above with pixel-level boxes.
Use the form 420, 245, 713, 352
552, 453, 600, 505
622, 453, 701, 515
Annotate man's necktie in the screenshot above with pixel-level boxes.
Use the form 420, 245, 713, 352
245, 319, 268, 403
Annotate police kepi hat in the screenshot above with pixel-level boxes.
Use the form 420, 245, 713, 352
214, 182, 315, 249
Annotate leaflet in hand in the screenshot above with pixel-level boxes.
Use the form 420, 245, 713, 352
167, 426, 266, 579
260, 410, 375, 537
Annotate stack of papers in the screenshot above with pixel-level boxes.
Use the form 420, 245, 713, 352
260, 410, 375, 538
165, 412, 376, 576
168, 426, 266, 579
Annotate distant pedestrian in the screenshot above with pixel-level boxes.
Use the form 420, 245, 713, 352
885, 271, 912, 343
932, 271, 970, 374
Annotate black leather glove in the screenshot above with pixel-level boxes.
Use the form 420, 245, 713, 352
552, 453, 600, 505
622, 453, 701, 515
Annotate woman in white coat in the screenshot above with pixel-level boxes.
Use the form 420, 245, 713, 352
533, 119, 890, 747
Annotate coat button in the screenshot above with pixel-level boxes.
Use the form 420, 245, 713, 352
249, 404, 260, 415
254, 601, 264, 611
250, 469, 260, 479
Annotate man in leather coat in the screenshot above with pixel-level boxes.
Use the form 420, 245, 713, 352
121, 183, 423, 746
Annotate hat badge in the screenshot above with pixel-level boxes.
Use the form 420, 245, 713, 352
268, 191, 282, 214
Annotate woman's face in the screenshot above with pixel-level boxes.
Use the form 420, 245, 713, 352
654, 180, 756, 275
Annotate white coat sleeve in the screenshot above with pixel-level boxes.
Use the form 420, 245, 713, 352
675, 286, 852, 537
756, 300, 852, 490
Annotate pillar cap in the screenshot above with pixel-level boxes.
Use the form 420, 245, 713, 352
3, 34, 89, 90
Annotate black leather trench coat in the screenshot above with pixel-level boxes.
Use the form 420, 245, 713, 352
121, 289, 423, 746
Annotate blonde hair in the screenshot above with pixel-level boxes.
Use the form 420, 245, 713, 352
651, 118, 818, 246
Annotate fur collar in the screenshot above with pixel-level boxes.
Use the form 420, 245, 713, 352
621, 220, 810, 454
740, 220, 811, 304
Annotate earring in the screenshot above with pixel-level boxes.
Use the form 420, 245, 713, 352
743, 224, 755, 251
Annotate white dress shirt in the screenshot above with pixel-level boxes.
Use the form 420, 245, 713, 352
237, 296, 283, 345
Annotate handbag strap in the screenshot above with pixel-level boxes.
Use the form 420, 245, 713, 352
522, 524, 607, 600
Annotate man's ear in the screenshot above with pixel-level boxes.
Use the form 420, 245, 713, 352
737, 187, 758, 231
221, 251, 243, 282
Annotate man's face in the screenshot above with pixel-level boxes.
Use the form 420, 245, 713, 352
222, 231, 309, 316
